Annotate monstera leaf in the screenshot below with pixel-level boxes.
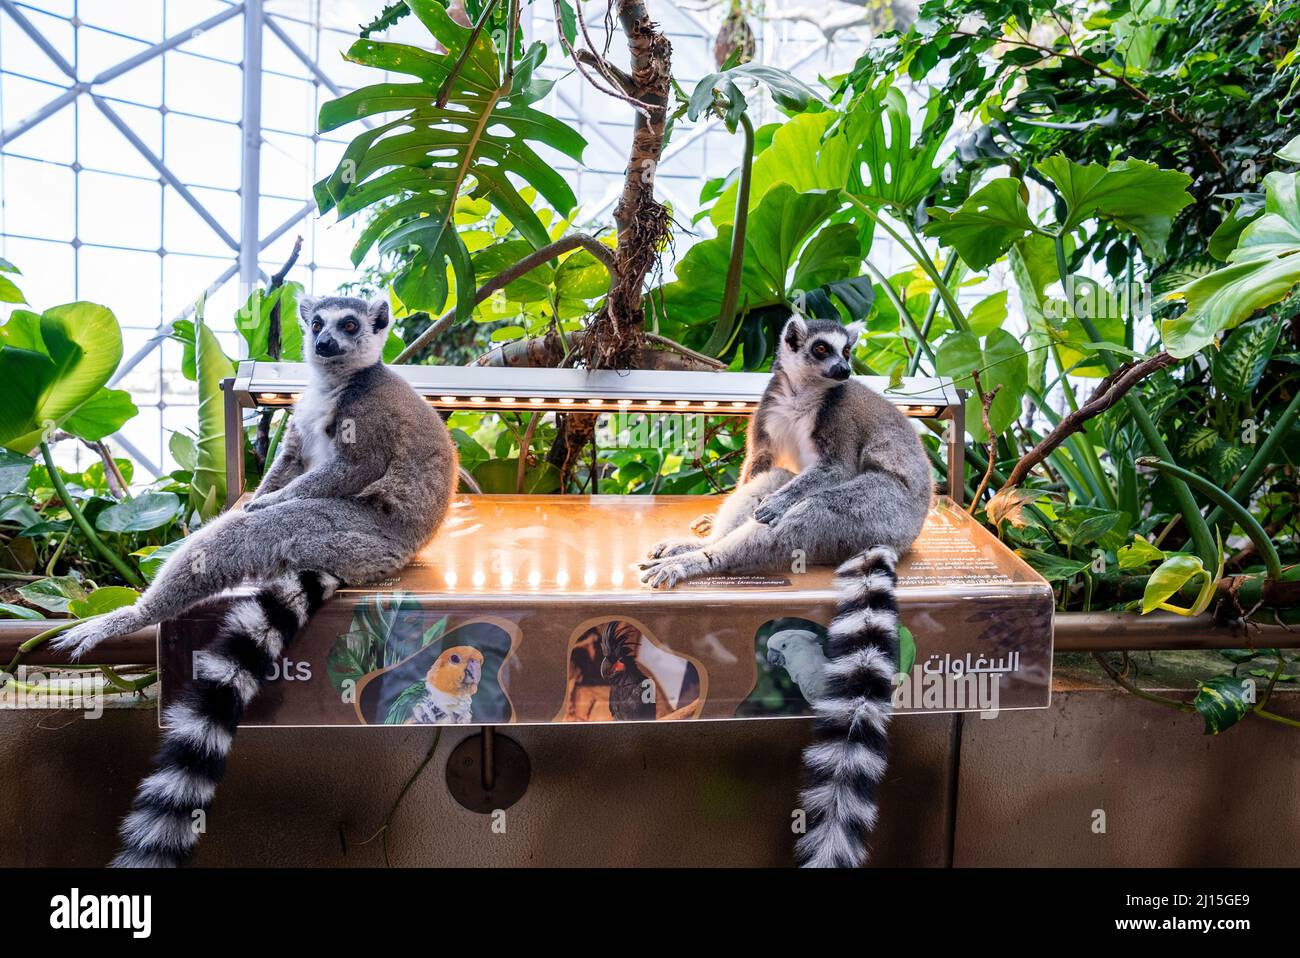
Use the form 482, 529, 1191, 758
710, 111, 851, 228
844, 85, 946, 213
313, 0, 586, 317
0, 302, 135, 453
656, 187, 851, 336
1163, 170, 1300, 358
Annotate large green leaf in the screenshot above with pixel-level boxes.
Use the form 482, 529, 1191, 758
472, 240, 553, 303
67, 585, 139, 619
925, 178, 1037, 270
934, 328, 1029, 442
1037, 156, 1193, 260
1162, 170, 1300, 358
314, 1, 585, 317
95, 491, 181, 533
843, 85, 946, 213
0, 274, 25, 304
235, 283, 304, 362
656, 187, 848, 333
63, 388, 137, 441
16, 575, 88, 614
711, 111, 851, 228
191, 301, 235, 520
0, 302, 125, 453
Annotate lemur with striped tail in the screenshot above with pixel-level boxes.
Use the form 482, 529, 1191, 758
639, 315, 932, 867
52, 295, 459, 867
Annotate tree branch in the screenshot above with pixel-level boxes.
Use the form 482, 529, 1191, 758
436, 0, 501, 108
968, 370, 1002, 513
552, 0, 654, 116
1000, 351, 1177, 490
256, 234, 303, 466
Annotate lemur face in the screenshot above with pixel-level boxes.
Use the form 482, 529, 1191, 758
298, 295, 389, 372
777, 316, 865, 387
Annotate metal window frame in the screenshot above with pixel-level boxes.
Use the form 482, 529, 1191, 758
0, 0, 360, 478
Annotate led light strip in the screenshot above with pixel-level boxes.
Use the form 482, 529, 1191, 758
255, 393, 940, 417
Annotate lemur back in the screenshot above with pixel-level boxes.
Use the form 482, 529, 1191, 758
640, 315, 932, 867
54, 294, 458, 867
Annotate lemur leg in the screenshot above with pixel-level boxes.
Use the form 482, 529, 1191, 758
646, 469, 793, 559
51, 498, 406, 659
641, 475, 923, 590
752, 462, 849, 525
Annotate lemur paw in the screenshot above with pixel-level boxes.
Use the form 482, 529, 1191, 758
638, 557, 691, 590
647, 537, 699, 560
689, 514, 715, 536
47, 609, 137, 661
753, 498, 787, 525
243, 495, 274, 512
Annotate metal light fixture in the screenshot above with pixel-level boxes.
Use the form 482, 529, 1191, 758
225, 362, 966, 505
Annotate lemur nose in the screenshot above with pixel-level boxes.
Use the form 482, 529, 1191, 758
315, 337, 339, 357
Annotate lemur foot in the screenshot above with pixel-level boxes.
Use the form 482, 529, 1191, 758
689, 514, 715, 536
638, 552, 706, 589
647, 537, 700, 560
48, 607, 142, 661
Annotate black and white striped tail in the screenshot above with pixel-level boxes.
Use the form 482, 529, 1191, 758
112, 570, 340, 868
796, 546, 899, 868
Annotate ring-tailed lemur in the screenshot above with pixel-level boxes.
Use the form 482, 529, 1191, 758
639, 315, 932, 867
52, 295, 459, 867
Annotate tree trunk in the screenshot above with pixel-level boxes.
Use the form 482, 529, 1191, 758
582, 0, 672, 371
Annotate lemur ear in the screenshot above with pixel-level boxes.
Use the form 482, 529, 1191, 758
368, 298, 390, 333
297, 295, 318, 328
844, 320, 866, 346
781, 315, 808, 350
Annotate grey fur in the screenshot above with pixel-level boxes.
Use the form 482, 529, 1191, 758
639, 315, 931, 588
52, 294, 458, 659
638, 315, 933, 868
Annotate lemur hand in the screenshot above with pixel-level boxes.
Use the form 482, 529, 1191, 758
244, 493, 281, 512
753, 493, 792, 525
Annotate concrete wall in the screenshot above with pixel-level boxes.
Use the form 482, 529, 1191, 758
3, 689, 1296, 867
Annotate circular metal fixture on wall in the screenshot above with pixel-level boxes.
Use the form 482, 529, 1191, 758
446, 727, 531, 813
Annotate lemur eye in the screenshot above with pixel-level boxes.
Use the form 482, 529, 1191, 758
341, 318, 359, 334
812, 343, 828, 358
842, 346, 851, 359
311, 318, 323, 333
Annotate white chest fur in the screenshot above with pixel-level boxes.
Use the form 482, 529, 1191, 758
292, 381, 342, 469
763, 387, 822, 473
